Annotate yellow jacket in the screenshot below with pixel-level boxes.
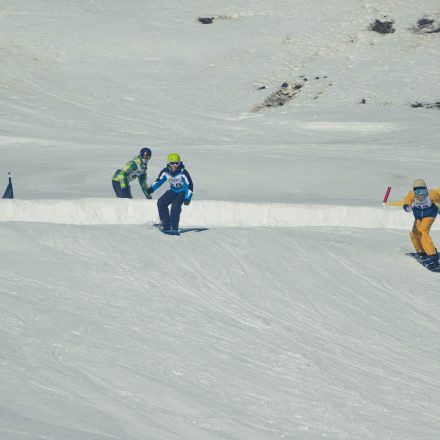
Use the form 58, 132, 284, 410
403, 189, 440, 219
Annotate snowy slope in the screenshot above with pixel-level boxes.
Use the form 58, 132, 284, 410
2, 0, 440, 202
1, 0, 440, 439
2, 222, 440, 440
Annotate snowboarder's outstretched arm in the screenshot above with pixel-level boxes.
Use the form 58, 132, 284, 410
148, 168, 169, 193
182, 169, 193, 204
403, 191, 415, 212
138, 173, 151, 199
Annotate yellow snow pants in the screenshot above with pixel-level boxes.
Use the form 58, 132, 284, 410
410, 217, 437, 255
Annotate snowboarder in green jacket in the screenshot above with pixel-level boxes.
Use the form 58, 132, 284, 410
112, 148, 152, 199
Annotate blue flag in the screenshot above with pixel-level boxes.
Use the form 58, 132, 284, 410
2, 173, 13, 199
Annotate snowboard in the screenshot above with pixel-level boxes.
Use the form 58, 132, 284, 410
152, 224, 209, 235
161, 229, 181, 236
406, 253, 440, 272
179, 227, 209, 234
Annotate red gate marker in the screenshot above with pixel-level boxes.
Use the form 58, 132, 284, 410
382, 186, 391, 204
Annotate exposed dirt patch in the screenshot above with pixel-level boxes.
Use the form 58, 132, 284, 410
369, 19, 395, 34
411, 101, 440, 110
412, 16, 440, 33
197, 15, 235, 24
252, 81, 305, 112
198, 17, 214, 24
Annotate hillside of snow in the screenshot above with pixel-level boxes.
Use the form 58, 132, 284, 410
1, 1, 440, 439
2, 0, 440, 202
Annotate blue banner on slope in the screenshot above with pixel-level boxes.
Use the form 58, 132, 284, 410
2, 173, 14, 199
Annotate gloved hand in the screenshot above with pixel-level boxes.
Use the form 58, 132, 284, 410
184, 199, 191, 206
403, 204, 412, 212
146, 187, 154, 195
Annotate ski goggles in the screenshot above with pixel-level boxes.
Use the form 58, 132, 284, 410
414, 188, 428, 196
168, 161, 180, 166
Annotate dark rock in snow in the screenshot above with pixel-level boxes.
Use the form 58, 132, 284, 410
369, 19, 395, 34
198, 17, 214, 24
411, 101, 440, 110
252, 81, 305, 112
412, 17, 440, 33
418, 17, 434, 28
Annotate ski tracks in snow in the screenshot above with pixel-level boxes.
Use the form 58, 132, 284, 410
2, 223, 440, 438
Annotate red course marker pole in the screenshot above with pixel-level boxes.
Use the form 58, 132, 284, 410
382, 186, 391, 205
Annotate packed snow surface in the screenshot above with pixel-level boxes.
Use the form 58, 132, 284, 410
1, 0, 440, 439
0, 198, 433, 229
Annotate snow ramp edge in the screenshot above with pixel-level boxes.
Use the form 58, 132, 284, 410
0, 199, 421, 230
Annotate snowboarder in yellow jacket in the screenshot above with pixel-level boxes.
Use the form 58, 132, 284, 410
403, 179, 440, 268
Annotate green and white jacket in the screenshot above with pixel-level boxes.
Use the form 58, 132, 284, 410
112, 155, 150, 197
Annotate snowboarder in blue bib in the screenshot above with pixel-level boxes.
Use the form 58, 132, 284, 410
146, 153, 193, 232
112, 147, 152, 199
403, 178, 440, 269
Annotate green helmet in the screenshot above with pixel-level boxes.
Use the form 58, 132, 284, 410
167, 153, 181, 163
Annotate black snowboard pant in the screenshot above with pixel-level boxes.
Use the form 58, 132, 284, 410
112, 180, 132, 198
157, 190, 185, 230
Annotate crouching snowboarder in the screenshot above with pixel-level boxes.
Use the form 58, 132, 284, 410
146, 153, 193, 233
112, 147, 152, 199
403, 178, 440, 269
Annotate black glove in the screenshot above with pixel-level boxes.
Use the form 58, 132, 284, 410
184, 199, 191, 206
146, 187, 154, 195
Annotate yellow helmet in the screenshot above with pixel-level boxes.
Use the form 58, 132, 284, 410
167, 153, 181, 163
